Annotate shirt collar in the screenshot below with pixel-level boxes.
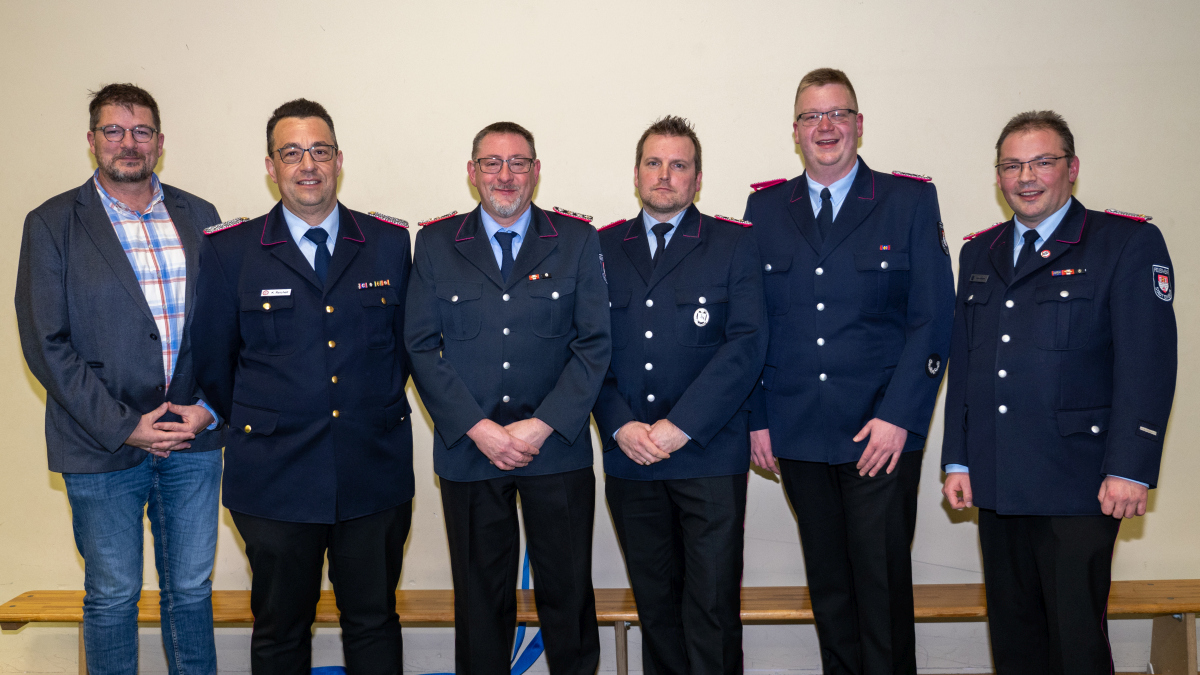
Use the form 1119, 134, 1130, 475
282, 203, 340, 244
806, 158, 860, 209
640, 206, 688, 233
480, 205, 533, 243
92, 170, 165, 216
1014, 197, 1073, 245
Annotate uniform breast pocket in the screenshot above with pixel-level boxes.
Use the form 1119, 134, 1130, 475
240, 293, 296, 355
608, 289, 631, 350
854, 251, 911, 314
361, 288, 399, 349
761, 254, 792, 315
528, 277, 576, 339
963, 287, 992, 350
675, 286, 728, 347
435, 281, 483, 340
1034, 281, 1095, 350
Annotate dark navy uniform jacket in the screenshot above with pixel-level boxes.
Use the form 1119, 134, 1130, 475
404, 204, 611, 483
193, 202, 414, 524
743, 159, 955, 464
592, 206, 767, 480
941, 200, 1177, 515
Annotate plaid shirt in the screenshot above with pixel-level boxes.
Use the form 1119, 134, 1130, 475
94, 172, 188, 390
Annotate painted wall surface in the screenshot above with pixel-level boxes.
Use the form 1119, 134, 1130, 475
1, 1, 1197, 672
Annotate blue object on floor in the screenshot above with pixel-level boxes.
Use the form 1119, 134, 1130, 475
311, 668, 346, 674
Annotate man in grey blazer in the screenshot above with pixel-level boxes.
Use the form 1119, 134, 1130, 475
15, 83, 225, 675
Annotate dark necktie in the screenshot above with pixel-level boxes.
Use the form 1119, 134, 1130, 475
651, 222, 673, 268
1015, 229, 1040, 274
303, 227, 330, 284
495, 231, 517, 283
817, 187, 833, 241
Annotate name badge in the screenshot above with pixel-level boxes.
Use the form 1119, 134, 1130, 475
261, 289, 292, 297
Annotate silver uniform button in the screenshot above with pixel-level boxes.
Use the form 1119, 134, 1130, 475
552, 291, 560, 300
646, 299, 654, 307
645, 331, 653, 339
815, 267, 824, 275
502, 395, 510, 403
817, 338, 825, 346
968, 294, 974, 301
1060, 290, 1069, 298
647, 394, 655, 402
819, 373, 828, 381
880, 261, 889, 270
1002, 334, 1011, 343
699, 296, 707, 305
609, 301, 612, 308
998, 369, 1007, 378
502, 293, 510, 301
502, 362, 510, 369
1091, 425, 1101, 434
645, 363, 653, 371
1006, 300, 1014, 308
816, 303, 825, 311
451, 295, 459, 303
765, 264, 773, 272
999, 405, 1008, 414
503, 327, 510, 335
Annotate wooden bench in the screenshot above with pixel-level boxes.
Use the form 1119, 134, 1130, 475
3, 582, 1198, 675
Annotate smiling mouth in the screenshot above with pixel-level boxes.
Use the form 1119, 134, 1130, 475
816, 139, 838, 148
1018, 190, 1043, 199
297, 179, 320, 186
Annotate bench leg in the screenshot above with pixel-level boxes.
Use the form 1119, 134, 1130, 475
613, 621, 628, 675
1149, 612, 1197, 675
78, 623, 87, 675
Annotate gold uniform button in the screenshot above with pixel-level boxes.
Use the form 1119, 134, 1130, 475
381, 297, 387, 304
243, 425, 252, 433
331, 375, 338, 383
262, 302, 271, 310
328, 340, 336, 348
326, 305, 334, 313
332, 410, 340, 418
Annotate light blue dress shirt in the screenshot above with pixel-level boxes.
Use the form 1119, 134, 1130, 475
642, 208, 688, 258
807, 159, 860, 219
480, 206, 533, 269
282, 205, 339, 268
945, 196, 1144, 487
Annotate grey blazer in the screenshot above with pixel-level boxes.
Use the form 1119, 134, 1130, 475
16, 178, 226, 474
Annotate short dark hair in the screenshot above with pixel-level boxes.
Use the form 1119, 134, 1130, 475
795, 68, 858, 110
995, 110, 1075, 161
635, 115, 702, 173
89, 83, 161, 131
266, 99, 337, 154
472, 122, 536, 160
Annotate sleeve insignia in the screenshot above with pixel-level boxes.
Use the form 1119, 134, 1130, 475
1105, 208, 1152, 222
598, 218, 627, 231
892, 170, 932, 182
368, 211, 409, 228
418, 211, 458, 226
552, 206, 593, 222
204, 217, 248, 235
715, 215, 753, 227
963, 222, 1006, 241
751, 178, 787, 192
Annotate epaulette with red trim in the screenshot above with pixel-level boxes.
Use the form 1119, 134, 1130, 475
368, 211, 409, 228
418, 211, 458, 226
751, 178, 787, 192
552, 206, 592, 222
1105, 208, 1152, 223
964, 222, 1006, 241
599, 218, 627, 231
204, 217, 248, 235
892, 170, 932, 182
715, 215, 753, 227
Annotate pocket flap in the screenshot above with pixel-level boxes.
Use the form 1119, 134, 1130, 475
675, 286, 729, 305
241, 293, 294, 312
1036, 281, 1095, 303
854, 251, 911, 271
360, 288, 400, 307
527, 276, 576, 298
231, 402, 279, 436
1056, 407, 1111, 436
608, 289, 631, 309
385, 397, 412, 430
762, 254, 792, 274
435, 281, 483, 303
964, 288, 992, 305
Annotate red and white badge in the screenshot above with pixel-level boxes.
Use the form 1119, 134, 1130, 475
1153, 264, 1173, 301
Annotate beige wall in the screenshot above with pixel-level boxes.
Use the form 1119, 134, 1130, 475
2, 1, 1198, 672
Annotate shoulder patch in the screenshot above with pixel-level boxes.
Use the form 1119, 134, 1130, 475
418, 211, 458, 227
599, 218, 627, 231
368, 211, 409, 228
964, 222, 1006, 241
1105, 208, 1152, 222
715, 214, 753, 227
552, 206, 593, 222
204, 217, 248, 235
751, 178, 787, 192
892, 170, 932, 182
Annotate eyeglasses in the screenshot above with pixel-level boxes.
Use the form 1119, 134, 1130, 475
274, 144, 338, 164
474, 157, 534, 174
995, 155, 1070, 177
93, 124, 158, 143
795, 109, 857, 126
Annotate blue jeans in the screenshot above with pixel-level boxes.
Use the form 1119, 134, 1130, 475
64, 450, 222, 675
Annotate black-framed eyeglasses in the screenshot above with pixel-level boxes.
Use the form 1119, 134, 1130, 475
274, 144, 339, 164
94, 124, 158, 143
474, 157, 534, 174
994, 155, 1070, 177
795, 109, 857, 126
